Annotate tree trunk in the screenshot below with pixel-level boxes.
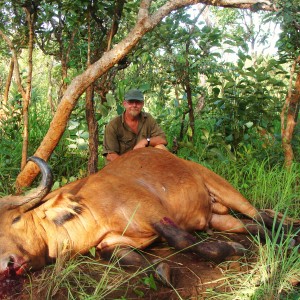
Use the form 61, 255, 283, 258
58, 28, 78, 101
15, 0, 275, 189
3, 57, 14, 106
281, 56, 300, 167
21, 7, 35, 170
95, 0, 127, 105
0, 31, 26, 100
185, 83, 195, 140
86, 10, 98, 174
47, 57, 55, 115
86, 85, 99, 174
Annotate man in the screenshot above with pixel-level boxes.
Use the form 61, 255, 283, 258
103, 89, 168, 163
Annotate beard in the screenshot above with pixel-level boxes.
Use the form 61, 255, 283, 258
128, 109, 141, 117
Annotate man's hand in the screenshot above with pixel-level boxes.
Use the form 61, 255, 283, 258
133, 139, 148, 150
133, 136, 168, 150
106, 152, 120, 162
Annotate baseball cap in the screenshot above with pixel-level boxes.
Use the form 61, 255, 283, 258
124, 89, 144, 101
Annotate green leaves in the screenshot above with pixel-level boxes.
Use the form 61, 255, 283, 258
67, 120, 89, 150
207, 39, 288, 151
141, 274, 157, 290
275, 0, 300, 59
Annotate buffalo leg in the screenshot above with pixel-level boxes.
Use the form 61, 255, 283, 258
255, 210, 300, 246
210, 213, 270, 240
211, 212, 300, 246
100, 246, 172, 286
153, 217, 246, 263
256, 210, 300, 233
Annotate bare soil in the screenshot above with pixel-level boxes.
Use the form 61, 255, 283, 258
109, 233, 255, 299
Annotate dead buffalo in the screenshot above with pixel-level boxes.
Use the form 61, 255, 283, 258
0, 148, 299, 284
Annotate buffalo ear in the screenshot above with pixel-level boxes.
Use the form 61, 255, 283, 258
42, 193, 83, 225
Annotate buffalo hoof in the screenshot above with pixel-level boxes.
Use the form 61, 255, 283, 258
153, 260, 172, 287
227, 241, 247, 256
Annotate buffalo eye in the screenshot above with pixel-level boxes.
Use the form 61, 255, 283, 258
12, 216, 21, 224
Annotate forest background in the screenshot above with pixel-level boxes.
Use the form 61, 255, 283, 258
0, 0, 299, 204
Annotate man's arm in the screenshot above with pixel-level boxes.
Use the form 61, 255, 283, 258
133, 113, 168, 150
103, 118, 121, 163
133, 136, 167, 149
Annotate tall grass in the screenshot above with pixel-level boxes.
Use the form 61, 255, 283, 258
208, 159, 300, 219
204, 217, 300, 300
23, 254, 138, 299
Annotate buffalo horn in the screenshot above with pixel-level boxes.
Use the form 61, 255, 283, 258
9, 156, 53, 212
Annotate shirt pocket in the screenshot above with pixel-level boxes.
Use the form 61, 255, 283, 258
119, 136, 136, 153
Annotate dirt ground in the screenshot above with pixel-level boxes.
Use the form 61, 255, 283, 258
109, 233, 255, 299
0, 233, 257, 300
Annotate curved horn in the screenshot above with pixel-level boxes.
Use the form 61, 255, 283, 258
9, 156, 53, 212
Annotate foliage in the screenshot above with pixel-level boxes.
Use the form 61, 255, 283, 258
207, 45, 288, 150
275, 0, 300, 60
0, 102, 90, 194
0, 2, 297, 165
0, 58, 9, 96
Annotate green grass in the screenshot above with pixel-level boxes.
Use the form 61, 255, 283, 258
204, 216, 300, 300
22, 249, 175, 299
207, 159, 300, 219
23, 253, 139, 299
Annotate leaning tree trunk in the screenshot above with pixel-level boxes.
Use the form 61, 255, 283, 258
281, 56, 300, 168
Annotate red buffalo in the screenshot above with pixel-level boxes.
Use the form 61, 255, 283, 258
0, 148, 299, 285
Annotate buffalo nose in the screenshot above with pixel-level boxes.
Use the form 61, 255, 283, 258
0, 255, 17, 277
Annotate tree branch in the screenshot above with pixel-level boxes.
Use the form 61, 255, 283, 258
0, 29, 26, 99
148, 0, 274, 28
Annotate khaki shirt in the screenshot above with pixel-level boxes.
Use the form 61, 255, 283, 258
103, 112, 166, 156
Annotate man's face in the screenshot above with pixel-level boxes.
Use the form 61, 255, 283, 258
123, 100, 144, 117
